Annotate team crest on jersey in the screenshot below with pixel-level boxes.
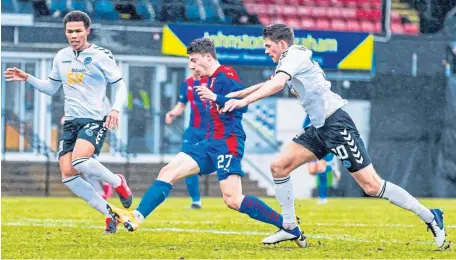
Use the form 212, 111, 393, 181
84, 57, 92, 65
85, 129, 93, 137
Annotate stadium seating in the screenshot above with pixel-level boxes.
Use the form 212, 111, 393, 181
1, 0, 421, 34
244, 0, 420, 35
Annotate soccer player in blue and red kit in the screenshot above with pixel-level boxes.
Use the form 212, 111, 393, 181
107, 38, 306, 247
165, 65, 209, 209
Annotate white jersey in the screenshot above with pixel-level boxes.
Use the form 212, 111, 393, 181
49, 44, 122, 120
275, 45, 347, 128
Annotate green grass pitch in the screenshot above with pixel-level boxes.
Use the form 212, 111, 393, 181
1, 197, 454, 259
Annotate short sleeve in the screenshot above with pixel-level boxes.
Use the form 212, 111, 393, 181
48, 54, 61, 82
98, 51, 122, 84
178, 81, 188, 104
275, 47, 313, 79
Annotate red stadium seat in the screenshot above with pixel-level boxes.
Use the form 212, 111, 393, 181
330, 0, 345, 7
258, 15, 271, 25
375, 22, 382, 32
274, 0, 286, 4
369, 9, 381, 20
327, 7, 344, 19
300, 0, 316, 5
297, 6, 312, 16
343, 0, 358, 7
286, 18, 301, 29
391, 12, 401, 23
274, 16, 287, 24
244, 3, 256, 14
331, 19, 347, 31
404, 23, 420, 34
283, 6, 298, 17
356, 8, 370, 20
284, 0, 300, 5
360, 20, 374, 32
312, 7, 328, 18
316, 0, 332, 6
341, 8, 357, 18
276, 5, 286, 15
347, 20, 361, 31
300, 18, 316, 29
316, 18, 330, 30
391, 22, 405, 34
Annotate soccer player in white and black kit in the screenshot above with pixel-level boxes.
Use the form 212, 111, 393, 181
222, 24, 446, 248
4, 11, 133, 234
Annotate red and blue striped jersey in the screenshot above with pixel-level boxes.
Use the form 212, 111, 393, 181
207, 65, 247, 140
178, 76, 209, 129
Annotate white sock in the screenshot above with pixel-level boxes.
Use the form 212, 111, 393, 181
63, 175, 110, 217
132, 210, 145, 223
377, 180, 434, 223
274, 176, 297, 229
72, 157, 121, 187
81, 174, 104, 196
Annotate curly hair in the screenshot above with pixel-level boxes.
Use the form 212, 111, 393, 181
63, 11, 91, 29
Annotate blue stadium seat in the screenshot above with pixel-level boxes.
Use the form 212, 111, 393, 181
201, 0, 212, 6
205, 7, 218, 22
50, 0, 68, 13
186, 5, 200, 21
17, 0, 34, 14
137, 1, 152, 20
2, 0, 15, 13
93, 0, 119, 20
149, 0, 163, 15
72, 0, 89, 13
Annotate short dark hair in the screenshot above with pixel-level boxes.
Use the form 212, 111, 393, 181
263, 24, 294, 46
63, 11, 91, 29
187, 38, 217, 59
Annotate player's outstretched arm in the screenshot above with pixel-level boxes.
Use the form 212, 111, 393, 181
221, 73, 289, 113
4, 67, 61, 96
165, 102, 186, 124
226, 82, 264, 98
105, 79, 127, 130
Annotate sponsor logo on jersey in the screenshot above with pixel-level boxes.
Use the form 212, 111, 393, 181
62, 60, 72, 63
84, 57, 92, 65
71, 68, 86, 73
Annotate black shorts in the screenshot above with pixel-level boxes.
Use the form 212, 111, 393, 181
58, 118, 107, 158
293, 108, 371, 172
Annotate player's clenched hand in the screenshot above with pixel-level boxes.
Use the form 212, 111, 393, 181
4, 67, 28, 82
221, 99, 248, 113
105, 109, 119, 130
165, 112, 175, 124
196, 86, 217, 101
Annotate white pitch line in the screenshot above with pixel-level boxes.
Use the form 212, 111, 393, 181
2, 221, 435, 245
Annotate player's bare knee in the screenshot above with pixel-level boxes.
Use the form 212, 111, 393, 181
270, 160, 290, 178
61, 167, 77, 179
222, 193, 241, 210
157, 164, 175, 183
362, 181, 381, 196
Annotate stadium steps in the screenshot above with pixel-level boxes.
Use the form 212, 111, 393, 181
391, 0, 420, 24
1, 161, 269, 197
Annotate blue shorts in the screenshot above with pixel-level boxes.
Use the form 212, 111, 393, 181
181, 127, 206, 151
183, 137, 245, 181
